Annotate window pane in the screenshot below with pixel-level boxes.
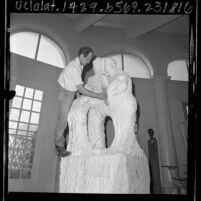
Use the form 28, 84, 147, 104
9, 135, 15, 148
30, 112, 40, 124
15, 85, 24, 97
34, 90, 43, 101
18, 123, 28, 131
9, 168, 20, 179
20, 111, 30, 123
9, 129, 17, 134
29, 124, 38, 132
12, 149, 24, 165
124, 54, 150, 78
168, 60, 188, 81
21, 168, 31, 179
10, 109, 20, 121
37, 35, 65, 68
109, 54, 122, 70
15, 138, 24, 149
28, 132, 36, 137
12, 97, 23, 108
22, 99, 32, 110
32, 101, 42, 112
24, 88, 34, 99
17, 130, 27, 136
9, 121, 18, 129
24, 140, 34, 151
10, 32, 39, 59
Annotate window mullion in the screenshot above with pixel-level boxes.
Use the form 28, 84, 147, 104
185, 59, 189, 72
27, 90, 35, 135
14, 85, 25, 178
35, 34, 41, 60
9, 85, 43, 179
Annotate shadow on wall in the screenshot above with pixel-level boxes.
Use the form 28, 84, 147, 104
63, 124, 69, 150
131, 80, 141, 134
82, 61, 94, 83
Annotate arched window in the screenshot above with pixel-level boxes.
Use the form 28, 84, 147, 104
167, 60, 189, 81
109, 53, 152, 78
10, 31, 66, 68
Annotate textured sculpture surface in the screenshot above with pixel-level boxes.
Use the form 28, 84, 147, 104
59, 57, 150, 193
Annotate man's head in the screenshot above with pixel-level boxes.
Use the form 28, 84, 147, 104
148, 128, 154, 138
78, 47, 94, 67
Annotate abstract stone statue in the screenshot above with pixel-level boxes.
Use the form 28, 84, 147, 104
59, 57, 150, 193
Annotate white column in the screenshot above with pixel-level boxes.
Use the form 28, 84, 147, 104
152, 76, 178, 191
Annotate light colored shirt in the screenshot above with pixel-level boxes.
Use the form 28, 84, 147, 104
58, 57, 84, 92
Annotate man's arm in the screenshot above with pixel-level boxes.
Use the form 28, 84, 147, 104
77, 84, 106, 100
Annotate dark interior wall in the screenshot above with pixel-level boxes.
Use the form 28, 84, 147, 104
10, 54, 62, 88
167, 81, 188, 177
131, 78, 158, 155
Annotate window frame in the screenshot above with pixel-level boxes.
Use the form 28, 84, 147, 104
108, 53, 152, 79
10, 31, 66, 69
167, 59, 189, 81
8, 84, 44, 179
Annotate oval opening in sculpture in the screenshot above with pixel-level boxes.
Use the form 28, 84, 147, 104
104, 116, 115, 148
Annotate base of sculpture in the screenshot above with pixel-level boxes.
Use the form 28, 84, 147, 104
59, 151, 150, 194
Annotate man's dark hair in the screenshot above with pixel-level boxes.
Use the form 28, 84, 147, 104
78, 47, 94, 57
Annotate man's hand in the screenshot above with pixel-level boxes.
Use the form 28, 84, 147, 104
98, 92, 108, 105
77, 84, 108, 101
98, 92, 107, 100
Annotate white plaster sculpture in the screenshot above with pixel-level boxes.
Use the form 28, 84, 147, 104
59, 57, 150, 193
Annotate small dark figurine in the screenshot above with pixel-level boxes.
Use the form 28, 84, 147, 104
148, 128, 155, 142
147, 128, 162, 193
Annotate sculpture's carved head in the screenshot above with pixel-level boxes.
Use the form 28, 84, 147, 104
93, 57, 119, 87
